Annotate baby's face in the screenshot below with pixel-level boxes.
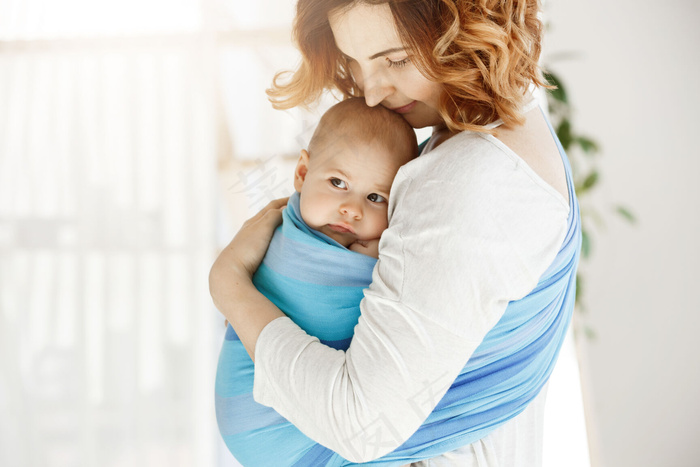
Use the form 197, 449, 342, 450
297, 139, 412, 247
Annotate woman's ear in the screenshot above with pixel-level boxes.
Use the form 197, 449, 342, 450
293, 149, 310, 192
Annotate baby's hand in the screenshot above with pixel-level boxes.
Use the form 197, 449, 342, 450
349, 238, 380, 259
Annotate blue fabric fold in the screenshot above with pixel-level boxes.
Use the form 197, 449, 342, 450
216, 192, 378, 466
215, 113, 581, 466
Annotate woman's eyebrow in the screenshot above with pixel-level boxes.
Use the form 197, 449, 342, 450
342, 47, 406, 61
369, 47, 406, 60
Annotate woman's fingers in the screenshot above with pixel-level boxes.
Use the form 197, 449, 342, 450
253, 202, 286, 233
247, 197, 289, 223
213, 196, 289, 282
267, 196, 289, 209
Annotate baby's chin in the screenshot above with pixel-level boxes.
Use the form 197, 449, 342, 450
319, 226, 356, 247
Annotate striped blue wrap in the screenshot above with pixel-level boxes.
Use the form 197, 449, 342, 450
216, 126, 581, 466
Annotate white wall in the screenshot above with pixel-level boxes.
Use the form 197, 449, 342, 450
545, 1, 700, 466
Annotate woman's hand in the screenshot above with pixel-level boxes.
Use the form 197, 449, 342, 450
214, 197, 288, 279
209, 197, 289, 358
210, 197, 288, 311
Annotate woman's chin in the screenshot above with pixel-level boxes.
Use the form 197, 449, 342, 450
402, 112, 443, 130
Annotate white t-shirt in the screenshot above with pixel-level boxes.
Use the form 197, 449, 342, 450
253, 120, 570, 465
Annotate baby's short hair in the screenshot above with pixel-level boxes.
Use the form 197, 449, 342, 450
308, 98, 418, 160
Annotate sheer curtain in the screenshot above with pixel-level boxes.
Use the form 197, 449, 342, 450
0, 1, 253, 466
0, 1, 589, 466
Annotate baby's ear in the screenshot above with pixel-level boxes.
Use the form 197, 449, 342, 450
293, 149, 310, 192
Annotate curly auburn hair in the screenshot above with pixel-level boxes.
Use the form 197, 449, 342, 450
267, 0, 548, 133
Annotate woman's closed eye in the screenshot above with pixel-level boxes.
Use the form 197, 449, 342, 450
330, 178, 347, 189
367, 193, 387, 203
386, 57, 410, 69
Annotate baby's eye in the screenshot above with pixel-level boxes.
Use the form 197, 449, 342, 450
330, 178, 347, 189
367, 193, 386, 203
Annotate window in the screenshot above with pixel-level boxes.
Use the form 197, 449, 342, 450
0, 1, 590, 466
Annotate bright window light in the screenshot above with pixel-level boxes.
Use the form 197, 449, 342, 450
0, 0, 202, 40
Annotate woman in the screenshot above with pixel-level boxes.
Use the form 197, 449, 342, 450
210, 0, 580, 465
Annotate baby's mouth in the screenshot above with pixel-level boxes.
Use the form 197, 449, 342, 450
328, 223, 355, 235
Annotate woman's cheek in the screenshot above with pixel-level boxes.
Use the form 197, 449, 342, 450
349, 61, 365, 91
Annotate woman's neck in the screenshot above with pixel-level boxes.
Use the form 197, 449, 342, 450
422, 124, 455, 154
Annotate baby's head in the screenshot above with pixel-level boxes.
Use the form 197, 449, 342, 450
294, 98, 418, 247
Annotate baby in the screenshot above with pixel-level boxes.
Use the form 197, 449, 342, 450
293, 97, 418, 258
215, 97, 417, 466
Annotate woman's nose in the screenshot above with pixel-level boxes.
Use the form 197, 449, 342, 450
363, 72, 393, 107
356, 65, 393, 107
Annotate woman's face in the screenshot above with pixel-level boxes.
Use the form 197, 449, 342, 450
328, 3, 444, 129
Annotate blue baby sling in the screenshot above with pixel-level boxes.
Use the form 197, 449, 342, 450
215, 123, 581, 466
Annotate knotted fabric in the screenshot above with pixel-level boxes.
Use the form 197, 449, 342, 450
215, 130, 581, 466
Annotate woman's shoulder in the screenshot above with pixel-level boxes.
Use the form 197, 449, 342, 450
387, 128, 569, 251
380, 129, 570, 336
403, 130, 509, 182
396, 127, 569, 212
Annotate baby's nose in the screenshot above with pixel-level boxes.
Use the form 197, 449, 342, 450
340, 201, 362, 219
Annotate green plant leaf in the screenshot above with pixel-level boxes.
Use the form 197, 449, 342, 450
581, 229, 591, 258
544, 71, 568, 104
574, 136, 599, 155
581, 171, 599, 191
615, 205, 637, 223
544, 59, 638, 333
556, 119, 573, 150
584, 326, 597, 340
575, 274, 583, 305
580, 206, 606, 229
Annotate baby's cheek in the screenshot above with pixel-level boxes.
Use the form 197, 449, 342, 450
368, 213, 389, 239
298, 197, 323, 230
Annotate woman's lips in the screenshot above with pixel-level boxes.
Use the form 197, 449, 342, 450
391, 101, 417, 114
328, 223, 355, 234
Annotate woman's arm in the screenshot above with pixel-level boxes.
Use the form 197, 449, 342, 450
213, 137, 568, 462
209, 198, 288, 359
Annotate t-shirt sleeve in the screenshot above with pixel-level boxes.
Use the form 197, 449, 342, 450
252, 136, 569, 462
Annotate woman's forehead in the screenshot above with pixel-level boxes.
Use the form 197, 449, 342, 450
328, 3, 403, 60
